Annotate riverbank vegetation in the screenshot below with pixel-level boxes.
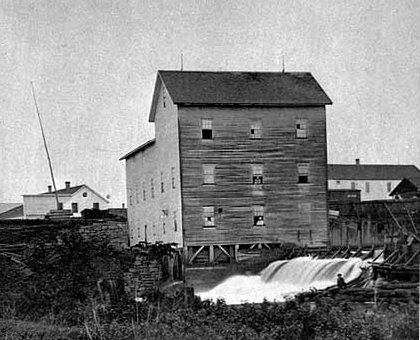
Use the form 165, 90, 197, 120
0, 296, 418, 340
0, 229, 418, 339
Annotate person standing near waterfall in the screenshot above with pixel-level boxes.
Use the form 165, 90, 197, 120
337, 274, 347, 289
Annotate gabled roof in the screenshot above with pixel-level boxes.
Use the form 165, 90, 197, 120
119, 139, 156, 160
41, 185, 84, 195
149, 70, 332, 122
390, 177, 420, 196
328, 164, 420, 181
0, 203, 22, 215
25, 184, 109, 203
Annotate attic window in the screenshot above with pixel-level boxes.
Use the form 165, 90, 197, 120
202, 119, 213, 139
83, 192, 88, 197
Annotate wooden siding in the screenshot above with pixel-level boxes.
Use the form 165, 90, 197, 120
178, 106, 328, 247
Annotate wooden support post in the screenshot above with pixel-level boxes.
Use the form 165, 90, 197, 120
391, 252, 407, 267
209, 245, 214, 263
369, 249, 384, 264
331, 247, 343, 259
217, 245, 231, 259
189, 246, 205, 264
403, 250, 420, 268
382, 249, 399, 265
183, 246, 188, 263
234, 244, 239, 262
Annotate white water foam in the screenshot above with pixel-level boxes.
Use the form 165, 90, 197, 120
198, 256, 366, 305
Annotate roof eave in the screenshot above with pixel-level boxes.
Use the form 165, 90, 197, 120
119, 139, 156, 160
148, 73, 164, 123
176, 102, 332, 107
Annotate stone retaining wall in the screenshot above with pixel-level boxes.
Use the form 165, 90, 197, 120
124, 256, 163, 297
79, 221, 129, 250
0, 219, 129, 250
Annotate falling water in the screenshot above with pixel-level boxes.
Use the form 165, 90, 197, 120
198, 256, 367, 305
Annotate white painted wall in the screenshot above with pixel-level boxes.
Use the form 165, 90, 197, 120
125, 84, 183, 247
328, 179, 400, 201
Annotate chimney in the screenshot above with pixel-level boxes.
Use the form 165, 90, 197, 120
355, 158, 360, 165
48, 185, 52, 193
65, 181, 71, 189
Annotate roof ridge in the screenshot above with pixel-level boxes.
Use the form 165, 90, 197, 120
158, 70, 310, 74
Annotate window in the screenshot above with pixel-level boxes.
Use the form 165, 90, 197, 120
71, 202, 78, 213
144, 225, 148, 242
142, 182, 146, 201
93, 202, 99, 210
151, 178, 155, 198
298, 203, 311, 225
387, 182, 392, 192
160, 172, 165, 193
137, 227, 141, 238
58, 202, 63, 210
252, 164, 263, 184
297, 163, 309, 183
171, 167, 176, 189
365, 182, 370, 193
253, 206, 265, 226
136, 183, 140, 203
203, 206, 215, 227
202, 118, 213, 139
203, 164, 215, 184
296, 118, 308, 138
173, 211, 177, 232
250, 120, 262, 139
351, 182, 356, 190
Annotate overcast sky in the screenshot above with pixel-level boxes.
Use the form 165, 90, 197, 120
1, 0, 419, 206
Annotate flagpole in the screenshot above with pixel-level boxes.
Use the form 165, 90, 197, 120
30, 82, 60, 210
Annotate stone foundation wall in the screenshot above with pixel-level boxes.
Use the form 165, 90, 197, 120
124, 255, 163, 297
79, 221, 129, 250
0, 219, 129, 250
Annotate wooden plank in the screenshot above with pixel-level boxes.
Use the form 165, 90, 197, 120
209, 245, 214, 262
217, 245, 231, 259
403, 250, 420, 268
189, 245, 205, 264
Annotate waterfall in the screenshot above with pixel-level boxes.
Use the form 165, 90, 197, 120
198, 256, 367, 305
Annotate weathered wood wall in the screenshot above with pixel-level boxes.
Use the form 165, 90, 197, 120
178, 106, 328, 248
328, 199, 420, 248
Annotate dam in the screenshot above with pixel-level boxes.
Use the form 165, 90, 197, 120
198, 256, 368, 304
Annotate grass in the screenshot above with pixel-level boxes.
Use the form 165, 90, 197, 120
0, 297, 418, 340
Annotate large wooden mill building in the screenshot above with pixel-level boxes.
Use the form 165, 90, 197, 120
121, 70, 332, 263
